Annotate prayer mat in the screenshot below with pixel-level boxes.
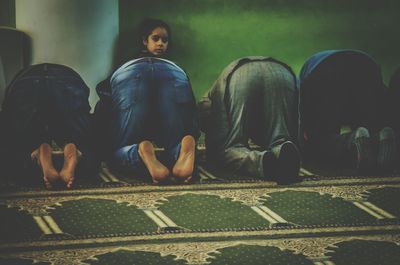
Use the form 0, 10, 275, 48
1, 152, 400, 265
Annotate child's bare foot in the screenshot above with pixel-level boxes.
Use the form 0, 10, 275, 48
59, 143, 80, 188
138, 140, 169, 184
33, 143, 60, 189
172, 135, 195, 183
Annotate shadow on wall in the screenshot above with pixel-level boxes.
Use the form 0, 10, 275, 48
117, 0, 400, 98
0, 27, 31, 109
114, 27, 137, 68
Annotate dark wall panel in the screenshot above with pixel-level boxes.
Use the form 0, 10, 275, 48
0, 0, 16, 27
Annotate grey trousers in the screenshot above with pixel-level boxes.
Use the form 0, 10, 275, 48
210, 61, 298, 177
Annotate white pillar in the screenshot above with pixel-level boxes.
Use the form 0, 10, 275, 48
16, 0, 119, 108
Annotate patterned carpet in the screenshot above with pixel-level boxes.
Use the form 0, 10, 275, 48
1, 156, 400, 265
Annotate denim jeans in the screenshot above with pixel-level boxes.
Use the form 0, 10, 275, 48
1, 63, 96, 179
107, 58, 198, 176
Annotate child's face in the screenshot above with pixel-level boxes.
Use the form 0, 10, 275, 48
143, 27, 169, 57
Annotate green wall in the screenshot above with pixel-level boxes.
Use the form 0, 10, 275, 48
119, 0, 400, 99
2, 0, 399, 100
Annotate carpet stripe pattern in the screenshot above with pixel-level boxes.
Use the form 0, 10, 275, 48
1, 162, 400, 265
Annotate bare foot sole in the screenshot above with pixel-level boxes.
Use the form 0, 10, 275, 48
172, 135, 195, 183
33, 143, 61, 189
138, 141, 169, 184
59, 143, 79, 188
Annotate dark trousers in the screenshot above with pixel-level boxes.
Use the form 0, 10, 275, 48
1, 63, 96, 180
300, 52, 385, 161
388, 68, 400, 135
205, 60, 298, 176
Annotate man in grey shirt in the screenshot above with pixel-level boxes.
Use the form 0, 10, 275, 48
198, 57, 301, 184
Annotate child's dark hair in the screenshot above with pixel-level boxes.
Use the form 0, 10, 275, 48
139, 18, 171, 44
